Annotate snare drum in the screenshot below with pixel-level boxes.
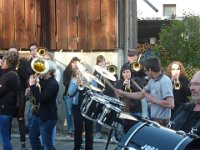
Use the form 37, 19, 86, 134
94, 92, 125, 108
81, 92, 108, 122
98, 104, 121, 129
117, 121, 200, 150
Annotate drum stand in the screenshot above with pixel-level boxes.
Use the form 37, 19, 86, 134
105, 129, 114, 150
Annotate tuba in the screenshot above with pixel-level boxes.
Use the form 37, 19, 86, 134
131, 53, 142, 72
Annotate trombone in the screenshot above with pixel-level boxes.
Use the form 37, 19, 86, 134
131, 53, 142, 72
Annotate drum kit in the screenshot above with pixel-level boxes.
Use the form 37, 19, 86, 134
76, 62, 200, 150
76, 61, 128, 129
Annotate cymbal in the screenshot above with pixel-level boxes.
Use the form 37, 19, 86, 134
76, 61, 104, 89
93, 65, 116, 81
89, 85, 102, 92
76, 61, 91, 82
87, 73, 105, 87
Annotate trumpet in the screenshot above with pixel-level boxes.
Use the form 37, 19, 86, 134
37, 48, 46, 57
124, 79, 132, 92
173, 77, 181, 90
131, 53, 142, 72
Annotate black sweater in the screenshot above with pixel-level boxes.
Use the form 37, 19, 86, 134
0, 70, 20, 116
30, 77, 59, 121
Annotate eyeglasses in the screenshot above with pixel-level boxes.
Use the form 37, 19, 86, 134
188, 82, 200, 87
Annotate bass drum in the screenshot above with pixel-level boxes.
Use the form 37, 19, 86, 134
117, 121, 200, 150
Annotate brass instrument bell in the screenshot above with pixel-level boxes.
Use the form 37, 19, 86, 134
173, 78, 181, 90
107, 65, 118, 74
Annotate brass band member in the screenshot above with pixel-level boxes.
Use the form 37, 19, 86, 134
28, 58, 59, 150
166, 61, 191, 114
115, 57, 174, 127
120, 49, 146, 85
115, 65, 143, 133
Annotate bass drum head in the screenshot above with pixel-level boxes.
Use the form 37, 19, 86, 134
117, 121, 200, 150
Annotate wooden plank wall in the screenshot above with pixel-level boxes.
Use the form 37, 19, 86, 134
0, 0, 117, 51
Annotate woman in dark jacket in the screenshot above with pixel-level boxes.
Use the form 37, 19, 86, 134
0, 51, 20, 150
166, 61, 191, 115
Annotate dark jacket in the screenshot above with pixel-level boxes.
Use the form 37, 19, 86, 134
171, 102, 200, 136
17, 58, 34, 91
115, 77, 143, 113
63, 66, 73, 96
30, 77, 59, 121
0, 70, 20, 116
172, 76, 191, 114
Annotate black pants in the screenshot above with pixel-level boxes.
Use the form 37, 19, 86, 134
73, 105, 93, 150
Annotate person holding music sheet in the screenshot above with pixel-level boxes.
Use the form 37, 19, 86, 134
166, 61, 191, 115
0, 51, 20, 150
115, 65, 143, 133
69, 67, 94, 150
170, 71, 200, 136
63, 57, 80, 138
115, 56, 174, 127
93, 55, 118, 140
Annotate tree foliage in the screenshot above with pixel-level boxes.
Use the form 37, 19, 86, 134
158, 14, 200, 68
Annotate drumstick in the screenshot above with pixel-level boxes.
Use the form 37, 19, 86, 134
130, 78, 143, 92
104, 78, 116, 91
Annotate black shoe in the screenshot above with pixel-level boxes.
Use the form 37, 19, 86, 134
21, 143, 27, 150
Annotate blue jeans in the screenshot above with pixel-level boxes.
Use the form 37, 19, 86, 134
63, 96, 73, 132
0, 115, 12, 150
29, 115, 56, 150
26, 103, 33, 130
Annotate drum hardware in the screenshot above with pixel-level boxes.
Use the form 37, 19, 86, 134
189, 128, 197, 136
119, 112, 138, 121
166, 121, 175, 128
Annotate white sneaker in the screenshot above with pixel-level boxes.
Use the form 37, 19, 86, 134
110, 136, 118, 143
94, 132, 102, 139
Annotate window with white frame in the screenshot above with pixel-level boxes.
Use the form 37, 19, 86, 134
163, 4, 176, 17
